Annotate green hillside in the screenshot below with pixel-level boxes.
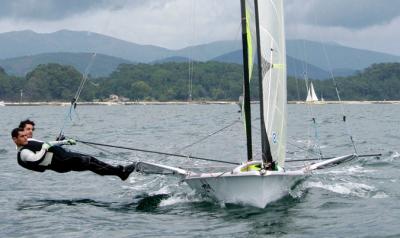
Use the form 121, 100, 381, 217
1, 62, 399, 102
0, 52, 132, 77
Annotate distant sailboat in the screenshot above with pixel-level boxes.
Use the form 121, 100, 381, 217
306, 82, 319, 103
306, 82, 326, 104
135, 0, 357, 208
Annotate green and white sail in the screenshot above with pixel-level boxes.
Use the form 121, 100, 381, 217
255, 0, 287, 168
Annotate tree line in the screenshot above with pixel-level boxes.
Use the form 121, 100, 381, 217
0, 62, 399, 102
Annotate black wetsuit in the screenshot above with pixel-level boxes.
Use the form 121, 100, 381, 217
18, 140, 125, 178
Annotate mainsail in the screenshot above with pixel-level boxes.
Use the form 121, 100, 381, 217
254, 0, 287, 168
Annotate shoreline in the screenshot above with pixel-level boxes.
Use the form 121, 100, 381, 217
2, 101, 237, 106
1, 100, 400, 106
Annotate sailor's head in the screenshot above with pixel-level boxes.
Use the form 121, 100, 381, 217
19, 119, 35, 138
11, 127, 28, 146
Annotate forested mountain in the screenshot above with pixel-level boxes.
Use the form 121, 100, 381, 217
0, 30, 239, 63
0, 62, 399, 102
1, 30, 399, 80
287, 40, 400, 72
0, 52, 132, 77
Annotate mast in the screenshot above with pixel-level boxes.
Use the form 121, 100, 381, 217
240, 0, 253, 161
254, 0, 273, 164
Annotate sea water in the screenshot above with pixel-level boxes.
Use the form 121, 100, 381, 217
0, 104, 399, 237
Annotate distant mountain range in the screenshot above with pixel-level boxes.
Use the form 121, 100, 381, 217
1, 30, 399, 79
0, 52, 131, 78
0, 30, 240, 63
211, 50, 353, 79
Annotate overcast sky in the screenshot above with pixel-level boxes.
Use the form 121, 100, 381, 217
0, 0, 399, 55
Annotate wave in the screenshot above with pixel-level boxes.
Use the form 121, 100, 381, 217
317, 165, 376, 175
305, 180, 387, 198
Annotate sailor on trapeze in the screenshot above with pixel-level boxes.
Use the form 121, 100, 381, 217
11, 122, 136, 181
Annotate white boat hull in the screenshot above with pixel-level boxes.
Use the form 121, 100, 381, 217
185, 170, 306, 208
135, 154, 356, 208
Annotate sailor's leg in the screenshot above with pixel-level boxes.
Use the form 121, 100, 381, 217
66, 154, 122, 175
78, 155, 136, 180
49, 147, 135, 180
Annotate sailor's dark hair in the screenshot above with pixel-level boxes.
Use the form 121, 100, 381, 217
11, 127, 24, 138
19, 119, 35, 129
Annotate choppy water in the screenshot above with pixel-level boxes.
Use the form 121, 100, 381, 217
1, 104, 399, 237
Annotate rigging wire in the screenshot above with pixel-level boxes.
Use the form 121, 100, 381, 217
74, 53, 97, 103
175, 118, 241, 153
285, 19, 323, 159
57, 53, 97, 138
56, 0, 121, 138
286, 153, 381, 163
76, 117, 242, 165
300, 40, 324, 159
312, 14, 358, 155
292, 55, 302, 102
320, 43, 358, 154
251, 120, 322, 158
76, 140, 240, 165
80, 138, 120, 157
187, 0, 197, 101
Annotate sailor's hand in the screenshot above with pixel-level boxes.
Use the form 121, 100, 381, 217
42, 142, 52, 150
66, 139, 76, 145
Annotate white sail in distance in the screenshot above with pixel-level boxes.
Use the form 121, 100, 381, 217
306, 82, 319, 102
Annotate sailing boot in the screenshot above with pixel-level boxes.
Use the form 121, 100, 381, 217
118, 162, 137, 181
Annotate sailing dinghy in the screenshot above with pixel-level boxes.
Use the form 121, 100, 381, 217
135, 0, 357, 208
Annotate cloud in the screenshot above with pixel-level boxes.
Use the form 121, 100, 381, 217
0, 0, 149, 20
0, 0, 399, 55
104, 0, 240, 49
287, 16, 400, 55
286, 0, 400, 29
284, 0, 400, 55
2, 0, 400, 29
0, 0, 240, 49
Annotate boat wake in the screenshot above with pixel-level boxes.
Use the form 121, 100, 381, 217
159, 191, 205, 207
305, 181, 382, 198
316, 165, 376, 175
